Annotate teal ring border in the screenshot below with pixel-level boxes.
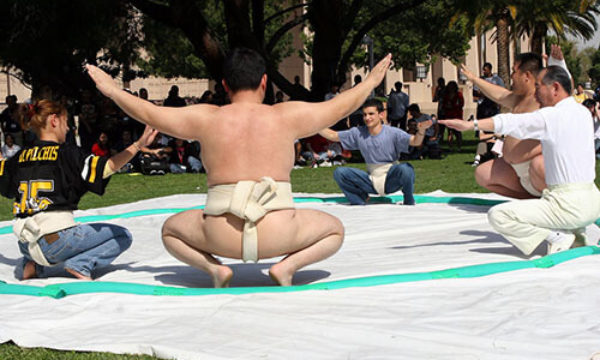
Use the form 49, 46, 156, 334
0, 195, 598, 298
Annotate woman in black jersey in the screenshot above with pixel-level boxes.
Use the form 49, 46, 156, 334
0, 99, 157, 280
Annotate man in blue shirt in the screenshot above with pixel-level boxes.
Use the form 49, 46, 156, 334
319, 98, 431, 205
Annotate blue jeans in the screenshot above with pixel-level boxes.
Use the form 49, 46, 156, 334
18, 223, 132, 278
169, 156, 203, 174
333, 163, 415, 205
595, 138, 600, 159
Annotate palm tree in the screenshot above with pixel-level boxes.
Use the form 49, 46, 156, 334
512, 0, 599, 55
452, 0, 513, 87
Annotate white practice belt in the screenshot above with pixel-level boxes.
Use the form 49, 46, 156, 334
366, 162, 398, 196
13, 211, 77, 266
203, 177, 294, 262
511, 161, 542, 197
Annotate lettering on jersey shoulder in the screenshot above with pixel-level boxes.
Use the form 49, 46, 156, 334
18, 146, 59, 163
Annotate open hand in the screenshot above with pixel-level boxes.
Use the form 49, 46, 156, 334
138, 125, 159, 147
460, 64, 476, 82
438, 119, 470, 132
417, 119, 433, 131
85, 64, 121, 99
366, 54, 392, 88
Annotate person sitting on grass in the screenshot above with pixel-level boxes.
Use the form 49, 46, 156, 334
0, 99, 157, 280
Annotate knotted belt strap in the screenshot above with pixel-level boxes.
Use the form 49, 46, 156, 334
204, 177, 294, 262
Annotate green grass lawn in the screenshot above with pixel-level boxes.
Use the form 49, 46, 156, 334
2, 133, 600, 359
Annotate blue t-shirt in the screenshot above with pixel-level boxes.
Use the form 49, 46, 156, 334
338, 125, 411, 164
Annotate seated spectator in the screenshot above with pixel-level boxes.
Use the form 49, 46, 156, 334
91, 132, 113, 157
113, 130, 139, 172
1, 133, 21, 159
167, 138, 203, 173
294, 139, 307, 167
139, 135, 170, 175
407, 104, 439, 159
472, 131, 499, 167
302, 134, 342, 167
574, 83, 590, 104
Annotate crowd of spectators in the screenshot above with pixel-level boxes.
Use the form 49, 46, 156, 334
3, 66, 599, 167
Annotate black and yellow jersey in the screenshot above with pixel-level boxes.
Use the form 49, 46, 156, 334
0, 140, 110, 218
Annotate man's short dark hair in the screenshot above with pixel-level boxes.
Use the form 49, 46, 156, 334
542, 66, 572, 95
395, 82, 403, 91
223, 47, 266, 92
515, 52, 543, 76
407, 103, 420, 114
483, 62, 492, 70
362, 98, 384, 112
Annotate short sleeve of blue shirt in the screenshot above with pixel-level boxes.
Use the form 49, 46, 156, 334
338, 127, 361, 150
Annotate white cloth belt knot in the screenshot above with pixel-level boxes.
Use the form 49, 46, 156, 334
367, 162, 399, 196
204, 177, 294, 263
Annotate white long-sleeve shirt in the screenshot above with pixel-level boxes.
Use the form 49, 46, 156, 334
493, 96, 595, 186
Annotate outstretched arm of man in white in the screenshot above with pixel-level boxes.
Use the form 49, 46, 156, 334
86, 65, 217, 140
278, 54, 392, 139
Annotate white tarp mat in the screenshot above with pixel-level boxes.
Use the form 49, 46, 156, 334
0, 191, 599, 359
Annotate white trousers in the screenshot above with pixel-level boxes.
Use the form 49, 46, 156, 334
488, 183, 600, 255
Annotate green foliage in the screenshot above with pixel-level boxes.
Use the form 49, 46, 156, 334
0, 1, 137, 97
588, 47, 600, 87
0, 342, 158, 359
378, 0, 472, 69
137, 16, 209, 79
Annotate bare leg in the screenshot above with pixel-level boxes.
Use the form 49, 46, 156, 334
266, 210, 344, 286
162, 210, 233, 288
474, 158, 535, 199
22, 261, 37, 280
65, 267, 93, 281
162, 208, 344, 287
529, 154, 547, 193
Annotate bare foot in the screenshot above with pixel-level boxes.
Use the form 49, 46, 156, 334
21, 261, 37, 280
269, 263, 294, 286
65, 268, 92, 281
212, 265, 233, 288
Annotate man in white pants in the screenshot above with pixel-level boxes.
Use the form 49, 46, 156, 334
441, 66, 600, 256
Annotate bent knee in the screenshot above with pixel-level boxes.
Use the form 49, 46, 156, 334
116, 227, 133, 251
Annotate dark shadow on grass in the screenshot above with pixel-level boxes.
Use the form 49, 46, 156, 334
99, 262, 330, 288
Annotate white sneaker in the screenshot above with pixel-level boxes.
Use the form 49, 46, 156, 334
320, 161, 332, 167
584, 224, 600, 246
546, 231, 576, 254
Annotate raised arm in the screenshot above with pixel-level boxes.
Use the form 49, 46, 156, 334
277, 54, 392, 139
105, 125, 158, 176
86, 65, 218, 139
461, 64, 518, 109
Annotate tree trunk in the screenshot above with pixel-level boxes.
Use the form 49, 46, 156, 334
531, 24, 546, 55
307, 0, 345, 101
496, 14, 510, 89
